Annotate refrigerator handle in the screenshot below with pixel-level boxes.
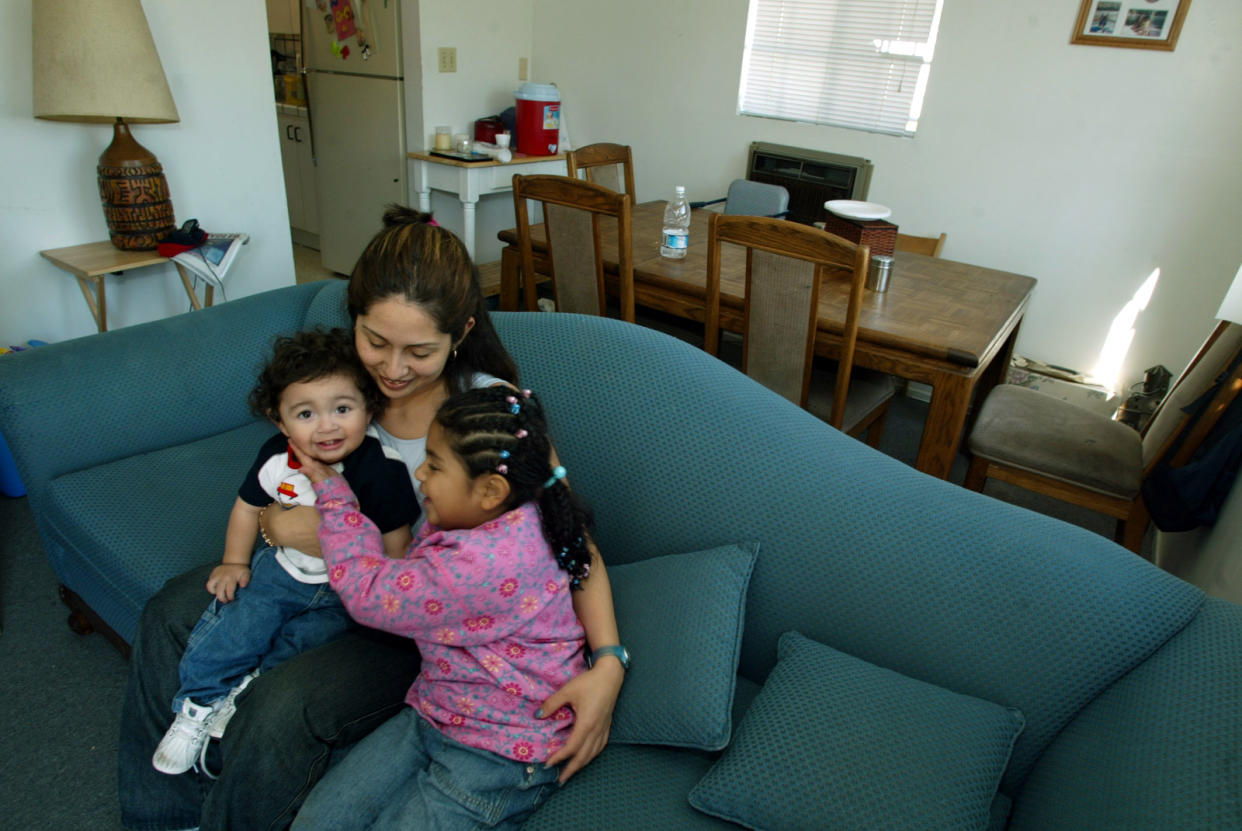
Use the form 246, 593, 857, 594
297, 0, 317, 165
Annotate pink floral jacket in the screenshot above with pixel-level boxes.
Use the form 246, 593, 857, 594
315, 476, 586, 763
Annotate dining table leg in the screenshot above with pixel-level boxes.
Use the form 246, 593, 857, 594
962, 323, 1021, 441
915, 372, 974, 480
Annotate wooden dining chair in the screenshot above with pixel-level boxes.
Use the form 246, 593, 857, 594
512, 174, 635, 322
965, 321, 1242, 553
895, 232, 947, 258
565, 143, 636, 202
703, 214, 894, 441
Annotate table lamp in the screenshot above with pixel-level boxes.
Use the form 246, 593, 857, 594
33, 0, 180, 251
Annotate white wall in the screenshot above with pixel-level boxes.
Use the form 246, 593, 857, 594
530, 0, 1242, 392
0, 0, 294, 345
406, 0, 534, 263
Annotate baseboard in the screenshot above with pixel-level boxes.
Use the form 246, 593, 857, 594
290, 227, 319, 249
904, 381, 933, 402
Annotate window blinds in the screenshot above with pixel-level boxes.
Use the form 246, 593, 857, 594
739, 0, 943, 137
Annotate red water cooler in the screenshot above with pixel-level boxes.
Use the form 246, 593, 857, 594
514, 83, 561, 155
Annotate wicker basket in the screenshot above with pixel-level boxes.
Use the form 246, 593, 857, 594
820, 213, 897, 258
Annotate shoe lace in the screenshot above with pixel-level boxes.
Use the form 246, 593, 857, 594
198, 738, 220, 780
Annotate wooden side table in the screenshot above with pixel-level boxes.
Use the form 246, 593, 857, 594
40, 241, 214, 333
408, 151, 567, 259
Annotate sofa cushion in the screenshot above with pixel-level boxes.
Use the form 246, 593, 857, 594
39, 421, 274, 642
607, 543, 759, 750
689, 631, 1025, 831
520, 742, 728, 830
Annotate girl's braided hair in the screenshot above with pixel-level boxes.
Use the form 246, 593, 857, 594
434, 386, 594, 588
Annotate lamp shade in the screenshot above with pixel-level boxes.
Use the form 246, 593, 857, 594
33, 0, 179, 125
33, 0, 181, 250
1216, 264, 1242, 325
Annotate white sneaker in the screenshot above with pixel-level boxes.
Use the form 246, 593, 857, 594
205, 670, 260, 740
153, 700, 214, 775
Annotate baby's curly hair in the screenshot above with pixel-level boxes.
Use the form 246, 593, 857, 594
248, 328, 385, 421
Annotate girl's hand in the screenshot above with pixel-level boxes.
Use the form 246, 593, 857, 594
287, 439, 339, 484
537, 660, 624, 782
206, 563, 251, 603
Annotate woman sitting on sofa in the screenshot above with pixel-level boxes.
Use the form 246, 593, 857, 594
118, 206, 625, 831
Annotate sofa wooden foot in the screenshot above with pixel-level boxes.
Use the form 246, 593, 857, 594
57, 584, 132, 659
67, 608, 94, 636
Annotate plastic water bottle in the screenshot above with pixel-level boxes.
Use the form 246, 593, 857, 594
660, 186, 690, 259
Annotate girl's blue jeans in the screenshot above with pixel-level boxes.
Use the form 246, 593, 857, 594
174, 547, 353, 710
291, 707, 561, 831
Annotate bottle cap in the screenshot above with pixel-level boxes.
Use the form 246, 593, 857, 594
675, 185, 685, 195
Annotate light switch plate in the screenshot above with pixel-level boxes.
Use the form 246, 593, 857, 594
438, 47, 457, 73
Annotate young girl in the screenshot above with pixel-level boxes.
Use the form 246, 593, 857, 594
291, 386, 598, 830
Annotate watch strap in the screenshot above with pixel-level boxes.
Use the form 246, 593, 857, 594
588, 644, 630, 671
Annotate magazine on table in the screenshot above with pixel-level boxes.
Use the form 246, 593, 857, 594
172, 233, 249, 288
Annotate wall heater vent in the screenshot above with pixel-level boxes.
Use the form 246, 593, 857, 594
746, 142, 873, 225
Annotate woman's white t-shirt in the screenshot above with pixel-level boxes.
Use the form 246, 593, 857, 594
368, 372, 505, 522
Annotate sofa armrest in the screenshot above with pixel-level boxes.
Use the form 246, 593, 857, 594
0, 282, 324, 501
1008, 597, 1242, 828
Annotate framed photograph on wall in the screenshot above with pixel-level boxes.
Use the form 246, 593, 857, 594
1071, 0, 1191, 51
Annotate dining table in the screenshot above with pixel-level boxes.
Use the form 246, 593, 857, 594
496, 201, 1037, 480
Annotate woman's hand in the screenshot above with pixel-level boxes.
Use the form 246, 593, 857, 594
538, 659, 624, 782
206, 563, 251, 603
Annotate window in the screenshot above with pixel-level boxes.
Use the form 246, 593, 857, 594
738, 0, 944, 137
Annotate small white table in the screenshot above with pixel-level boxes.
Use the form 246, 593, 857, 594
408, 151, 567, 259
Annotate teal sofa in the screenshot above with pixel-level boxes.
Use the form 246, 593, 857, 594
1, 280, 1239, 829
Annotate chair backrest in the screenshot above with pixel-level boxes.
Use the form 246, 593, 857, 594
511, 174, 635, 322
1141, 320, 1242, 471
703, 214, 870, 428
895, 232, 947, 258
565, 143, 636, 201
723, 179, 790, 218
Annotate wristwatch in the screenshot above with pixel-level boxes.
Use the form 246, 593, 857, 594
587, 644, 631, 671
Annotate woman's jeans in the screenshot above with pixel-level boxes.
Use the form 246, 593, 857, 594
174, 548, 352, 710
118, 563, 422, 831
291, 708, 561, 831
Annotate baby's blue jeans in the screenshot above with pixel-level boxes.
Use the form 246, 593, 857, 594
174, 547, 353, 710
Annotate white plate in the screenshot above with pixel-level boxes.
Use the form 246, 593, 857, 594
825, 200, 892, 221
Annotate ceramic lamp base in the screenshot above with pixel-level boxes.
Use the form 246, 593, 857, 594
97, 118, 176, 251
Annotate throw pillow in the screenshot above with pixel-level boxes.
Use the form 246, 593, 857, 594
606, 542, 759, 750
689, 631, 1025, 831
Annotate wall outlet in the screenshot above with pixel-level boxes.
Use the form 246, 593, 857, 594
518, 57, 528, 80
437, 47, 457, 73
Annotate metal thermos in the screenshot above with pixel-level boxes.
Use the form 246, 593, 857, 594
867, 255, 894, 292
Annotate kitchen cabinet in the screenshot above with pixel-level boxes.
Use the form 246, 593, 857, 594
277, 109, 319, 235
266, 0, 301, 34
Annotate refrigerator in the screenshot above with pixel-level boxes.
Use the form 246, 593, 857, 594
302, 0, 406, 275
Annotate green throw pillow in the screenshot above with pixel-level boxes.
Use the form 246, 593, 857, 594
606, 542, 759, 750
689, 631, 1025, 831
